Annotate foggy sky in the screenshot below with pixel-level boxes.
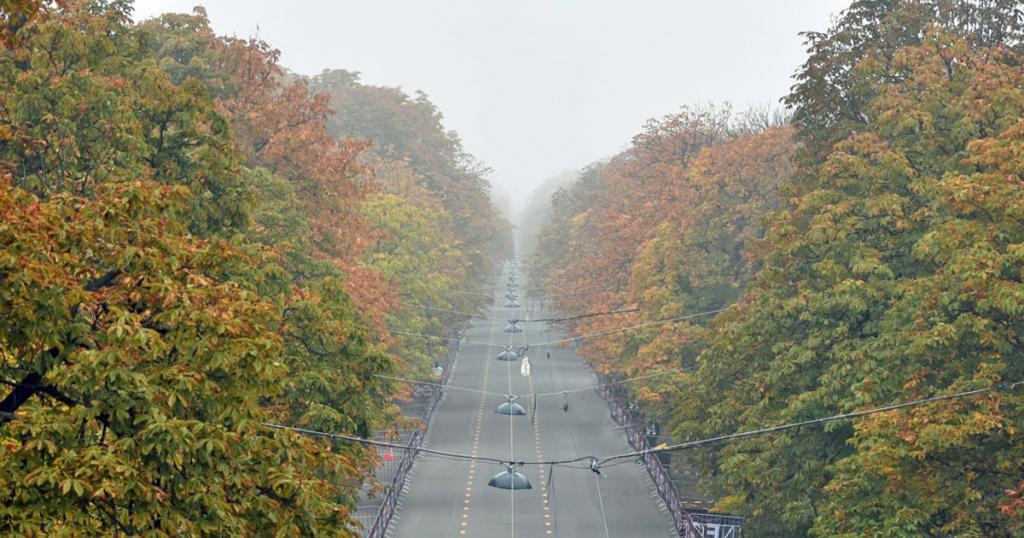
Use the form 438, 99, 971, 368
132, 0, 850, 217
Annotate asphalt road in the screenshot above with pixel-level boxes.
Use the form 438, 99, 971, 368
389, 272, 673, 538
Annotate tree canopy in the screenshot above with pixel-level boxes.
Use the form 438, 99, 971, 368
0, 1, 509, 534
6, 0, 1024, 535
525, 1, 1024, 536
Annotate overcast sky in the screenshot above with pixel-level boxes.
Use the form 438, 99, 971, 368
132, 0, 850, 216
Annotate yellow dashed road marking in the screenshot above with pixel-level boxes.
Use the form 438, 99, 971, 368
458, 316, 496, 536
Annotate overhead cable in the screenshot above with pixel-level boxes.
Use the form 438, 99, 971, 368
262, 422, 506, 465
596, 380, 1024, 466
374, 374, 505, 397
514, 306, 641, 324
264, 379, 1022, 470
389, 306, 734, 348
533, 371, 678, 397
593, 467, 612, 538
528, 306, 733, 347
387, 329, 465, 344
401, 302, 484, 318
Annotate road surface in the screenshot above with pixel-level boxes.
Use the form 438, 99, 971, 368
389, 272, 673, 538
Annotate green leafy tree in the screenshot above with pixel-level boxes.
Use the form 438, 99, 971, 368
0, 180, 363, 535
311, 69, 512, 297
627, 126, 793, 403
140, 4, 397, 444
0, 1, 249, 236
784, 0, 1024, 169
680, 26, 1024, 537
360, 193, 471, 378
1, 3, 392, 534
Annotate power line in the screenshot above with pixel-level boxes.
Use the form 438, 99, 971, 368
373, 374, 505, 397
523, 272, 748, 301
529, 306, 733, 347
533, 371, 678, 397
389, 306, 734, 348
401, 302, 484, 318
526, 287, 623, 299
515, 306, 641, 324
261, 423, 506, 465
444, 289, 496, 299
387, 329, 465, 344
593, 468, 611, 538
596, 380, 1024, 466
263, 379, 1023, 470
507, 315, 516, 537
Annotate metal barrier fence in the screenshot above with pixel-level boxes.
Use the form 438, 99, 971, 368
364, 429, 421, 538
597, 381, 743, 538
363, 340, 460, 538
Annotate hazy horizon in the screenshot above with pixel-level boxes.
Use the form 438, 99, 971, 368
132, 0, 850, 217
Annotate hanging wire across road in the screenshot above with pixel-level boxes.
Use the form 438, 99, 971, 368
513, 306, 641, 324
529, 306, 733, 348
525, 275, 747, 301
261, 423, 509, 466
593, 469, 612, 538
389, 305, 734, 348
374, 374, 506, 397
374, 370, 679, 399
400, 302, 485, 318
387, 329, 466, 344
533, 371, 678, 397
263, 379, 1022, 470
595, 379, 1024, 466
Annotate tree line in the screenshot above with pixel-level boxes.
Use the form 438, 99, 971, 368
525, 1, 1024, 535
0, 1, 509, 534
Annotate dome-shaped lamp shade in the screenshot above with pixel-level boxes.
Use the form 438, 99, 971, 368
489, 469, 532, 490
495, 401, 527, 415
504, 322, 522, 333
497, 349, 519, 361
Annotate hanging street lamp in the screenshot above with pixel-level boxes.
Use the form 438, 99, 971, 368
497, 345, 519, 361
488, 464, 532, 490
495, 394, 527, 416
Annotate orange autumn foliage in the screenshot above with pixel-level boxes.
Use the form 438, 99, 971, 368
532, 107, 793, 389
